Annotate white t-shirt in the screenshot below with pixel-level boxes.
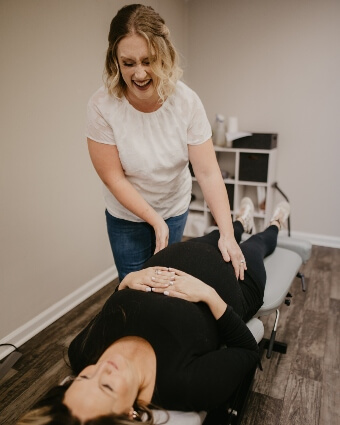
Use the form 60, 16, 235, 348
86, 80, 212, 222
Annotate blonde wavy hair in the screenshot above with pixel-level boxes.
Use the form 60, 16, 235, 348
104, 4, 182, 102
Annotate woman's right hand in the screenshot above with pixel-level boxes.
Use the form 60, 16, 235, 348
153, 218, 170, 254
119, 267, 175, 292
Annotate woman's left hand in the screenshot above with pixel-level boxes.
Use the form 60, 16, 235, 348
150, 268, 211, 303
151, 268, 228, 319
120, 267, 209, 302
218, 235, 247, 280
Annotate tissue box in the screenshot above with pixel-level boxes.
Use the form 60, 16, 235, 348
232, 133, 278, 149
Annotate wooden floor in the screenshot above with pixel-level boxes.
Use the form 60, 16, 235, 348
0, 245, 339, 425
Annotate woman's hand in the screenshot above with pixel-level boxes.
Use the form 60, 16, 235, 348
151, 268, 227, 319
218, 235, 247, 280
151, 268, 211, 303
153, 218, 169, 254
119, 267, 175, 292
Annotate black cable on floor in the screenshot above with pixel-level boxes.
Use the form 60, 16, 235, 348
0, 343, 19, 351
0, 343, 22, 380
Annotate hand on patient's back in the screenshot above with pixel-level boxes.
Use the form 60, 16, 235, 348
218, 236, 246, 280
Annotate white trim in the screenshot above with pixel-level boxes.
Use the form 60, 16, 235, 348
0, 266, 118, 361
205, 226, 340, 249
286, 230, 340, 249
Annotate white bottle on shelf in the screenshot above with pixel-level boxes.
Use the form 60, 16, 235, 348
213, 114, 226, 147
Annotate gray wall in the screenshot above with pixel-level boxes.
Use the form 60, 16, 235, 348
0, 0, 188, 348
186, 0, 340, 241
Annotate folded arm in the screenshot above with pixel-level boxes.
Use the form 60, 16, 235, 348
185, 306, 259, 410
121, 266, 228, 320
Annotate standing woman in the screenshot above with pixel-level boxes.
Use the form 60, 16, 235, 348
87, 4, 244, 281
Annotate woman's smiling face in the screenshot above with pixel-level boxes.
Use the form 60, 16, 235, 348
63, 356, 139, 421
117, 34, 159, 104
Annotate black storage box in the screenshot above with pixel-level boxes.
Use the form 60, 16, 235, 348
232, 133, 277, 149
239, 153, 269, 182
225, 184, 234, 210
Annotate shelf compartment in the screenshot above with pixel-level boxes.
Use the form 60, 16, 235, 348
216, 150, 237, 180
225, 183, 234, 211
186, 145, 277, 238
223, 178, 236, 184
253, 217, 266, 232
239, 152, 269, 182
184, 211, 207, 237
189, 200, 205, 211
236, 185, 267, 215
237, 181, 267, 187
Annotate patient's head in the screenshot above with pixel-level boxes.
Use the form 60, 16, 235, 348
16, 379, 156, 424
17, 336, 159, 423
64, 360, 141, 420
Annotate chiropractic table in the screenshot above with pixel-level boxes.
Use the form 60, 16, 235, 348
152, 234, 312, 425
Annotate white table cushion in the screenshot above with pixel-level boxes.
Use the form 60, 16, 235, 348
256, 247, 302, 316
246, 317, 264, 343
154, 410, 207, 425
275, 235, 312, 263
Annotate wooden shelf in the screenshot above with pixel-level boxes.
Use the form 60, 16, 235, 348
184, 145, 277, 236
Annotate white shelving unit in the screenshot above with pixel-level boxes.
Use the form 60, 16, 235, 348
184, 146, 277, 237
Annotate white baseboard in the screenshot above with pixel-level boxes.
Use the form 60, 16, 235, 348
0, 266, 118, 361
194, 226, 340, 249
288, 230, 340, 249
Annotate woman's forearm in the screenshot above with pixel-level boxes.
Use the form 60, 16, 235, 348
197, 171, 234, 238
105, 176, 161, 226
202, 286, 228, 320
88, 139, 162, 227
188, 140, 234, 238
189, 141, 244, 275
104, 176, 170, 253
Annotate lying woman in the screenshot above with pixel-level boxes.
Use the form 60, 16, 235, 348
17, 198, 290, 425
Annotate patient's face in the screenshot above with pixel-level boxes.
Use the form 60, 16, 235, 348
64, 357, 139, 420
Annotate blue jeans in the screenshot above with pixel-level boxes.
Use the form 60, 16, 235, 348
105, 209, 189, 281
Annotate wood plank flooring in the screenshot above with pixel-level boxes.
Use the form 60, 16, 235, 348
242, 245, 340, 425
0, 245, 339, 425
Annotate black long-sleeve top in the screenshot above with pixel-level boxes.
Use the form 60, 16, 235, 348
68, 241, 261, 411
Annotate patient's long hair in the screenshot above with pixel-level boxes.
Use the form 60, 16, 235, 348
16, 383, 159, 425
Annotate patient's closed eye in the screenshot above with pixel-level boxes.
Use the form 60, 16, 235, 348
103, 384, 113, 392
79, 375, 114, 392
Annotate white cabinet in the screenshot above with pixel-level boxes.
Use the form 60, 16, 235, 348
184, 147, 277, 237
